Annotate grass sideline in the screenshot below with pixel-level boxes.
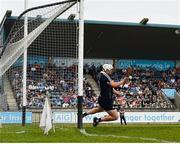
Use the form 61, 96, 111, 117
0, 123, 180, 142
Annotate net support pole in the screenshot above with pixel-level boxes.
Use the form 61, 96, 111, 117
77, 0, 84, 129
22, 0, 28, 126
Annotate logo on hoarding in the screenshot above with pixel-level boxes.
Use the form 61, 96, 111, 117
53, 112, 73, 123
0, 112, 32, 123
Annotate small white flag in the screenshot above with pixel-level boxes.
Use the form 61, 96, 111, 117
39, 97, 52, 135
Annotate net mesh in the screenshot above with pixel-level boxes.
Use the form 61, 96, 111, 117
1, 0, 79, 110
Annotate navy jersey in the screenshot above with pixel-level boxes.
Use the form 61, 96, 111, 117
99, 73, 113, 99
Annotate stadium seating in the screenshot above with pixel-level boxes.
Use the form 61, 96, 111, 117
7, 63, 179, 109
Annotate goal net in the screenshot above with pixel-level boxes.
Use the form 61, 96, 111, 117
0, 0, 79, 114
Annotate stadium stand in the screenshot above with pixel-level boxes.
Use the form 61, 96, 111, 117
6, 62, 179, 110
87, 64, 179, 109
7, 63, 96, 109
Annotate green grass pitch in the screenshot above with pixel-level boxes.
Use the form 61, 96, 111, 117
0, 123, 180, 142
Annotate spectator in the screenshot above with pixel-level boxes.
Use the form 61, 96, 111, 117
118, 106, 127, 125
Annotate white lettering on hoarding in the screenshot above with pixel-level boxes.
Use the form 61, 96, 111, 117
53, 112, 180, 123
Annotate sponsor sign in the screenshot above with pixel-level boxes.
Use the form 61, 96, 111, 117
0, 112, 32, 123
53, 112, 180, 123
116, 60, 175, 70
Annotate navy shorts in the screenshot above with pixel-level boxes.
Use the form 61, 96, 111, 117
98, 97, 114, 111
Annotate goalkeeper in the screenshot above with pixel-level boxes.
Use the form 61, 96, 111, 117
83, 64, 130, 127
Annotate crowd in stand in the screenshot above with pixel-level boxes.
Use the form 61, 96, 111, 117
8, 62, 180, 109
9, 63, 96, 109
86, 64, 180, 109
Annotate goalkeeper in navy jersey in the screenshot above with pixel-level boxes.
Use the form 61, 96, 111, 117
83, 64, 129, 127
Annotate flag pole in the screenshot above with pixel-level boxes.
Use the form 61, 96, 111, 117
39, 96, 53, 135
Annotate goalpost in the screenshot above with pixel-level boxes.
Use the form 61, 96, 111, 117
0, 0, 84, 129
77, 0, 84, 129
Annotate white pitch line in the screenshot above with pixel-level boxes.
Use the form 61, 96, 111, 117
1, 130, 27, 134
80, 129, 171, 143
15, 130, 26, 134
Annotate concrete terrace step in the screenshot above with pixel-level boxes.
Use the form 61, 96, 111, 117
3, 75, 18, 111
